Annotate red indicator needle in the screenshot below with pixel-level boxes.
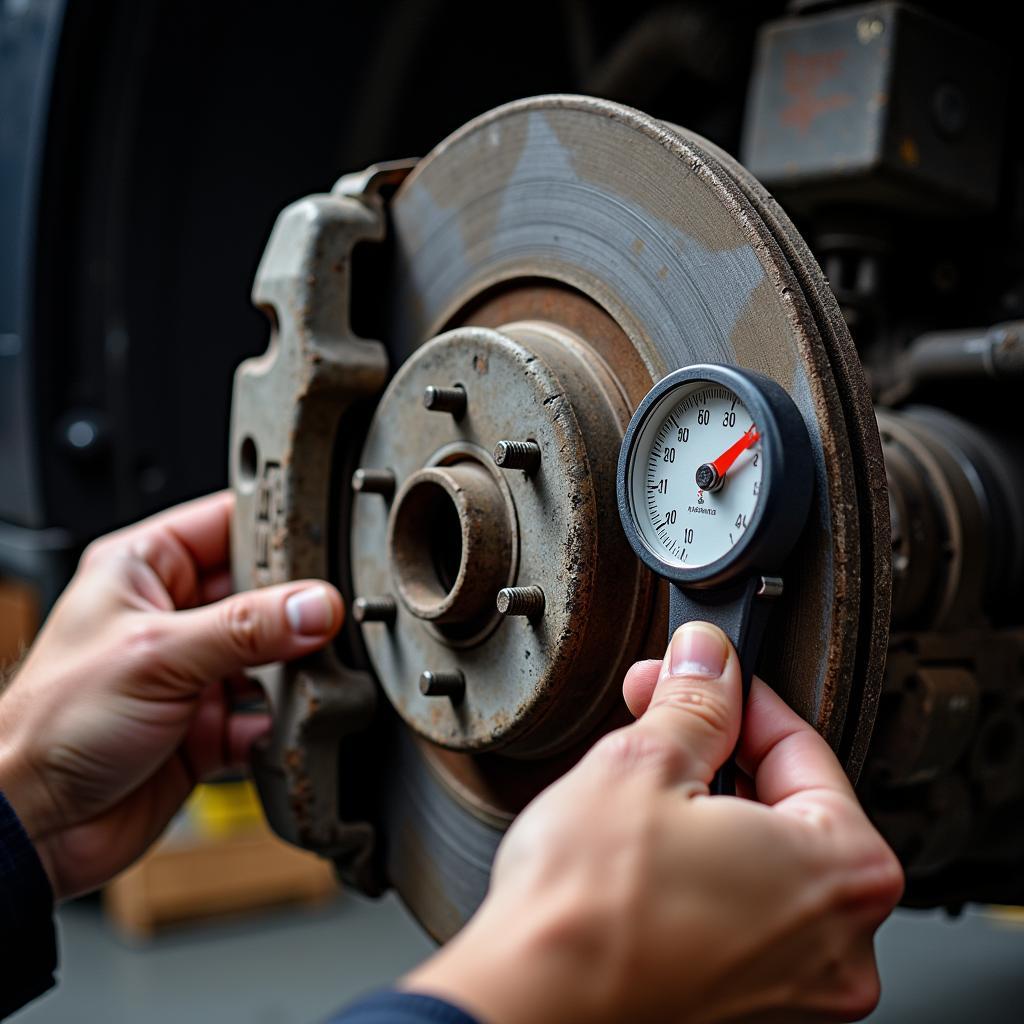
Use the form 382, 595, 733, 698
711, 426, 760, 477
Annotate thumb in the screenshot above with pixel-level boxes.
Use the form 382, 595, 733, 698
168, 581, 344, 682
635, 621, 742, 788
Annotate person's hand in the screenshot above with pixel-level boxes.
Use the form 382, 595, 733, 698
0, 492, 343, 901
405, 622, 903, 1024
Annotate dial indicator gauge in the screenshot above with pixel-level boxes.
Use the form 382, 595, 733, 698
629, 383, 763, 569
618, 363, 813, 590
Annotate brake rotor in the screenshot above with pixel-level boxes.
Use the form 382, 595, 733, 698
230, 95, 890, 943
347, 96, 889, 938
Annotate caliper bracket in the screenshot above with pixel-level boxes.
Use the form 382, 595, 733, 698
229, 160, 415, 888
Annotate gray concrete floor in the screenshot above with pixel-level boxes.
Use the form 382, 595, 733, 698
12, 893, 434, 1024
11, 895, 1024, 1022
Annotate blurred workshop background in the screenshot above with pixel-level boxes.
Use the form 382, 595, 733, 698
2, 1, 1024, 1021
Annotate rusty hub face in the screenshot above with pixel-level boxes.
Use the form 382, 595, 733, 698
351, 322, 648, 756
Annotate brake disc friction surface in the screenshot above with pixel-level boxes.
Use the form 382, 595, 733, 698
350, 97, 881, 938
386, 97, 863, 734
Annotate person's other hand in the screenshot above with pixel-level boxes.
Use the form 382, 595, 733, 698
405, 622, 903, 1024
0, 492, 342, 900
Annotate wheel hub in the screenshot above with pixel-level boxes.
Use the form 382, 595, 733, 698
351, 321, 647, 756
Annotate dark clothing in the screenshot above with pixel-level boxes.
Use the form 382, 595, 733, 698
0, 791, 479, 1023
330, 991, 481, 1024
0, 791, 57, 1018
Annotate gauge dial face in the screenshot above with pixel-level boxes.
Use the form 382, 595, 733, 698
628, 381, 764, 569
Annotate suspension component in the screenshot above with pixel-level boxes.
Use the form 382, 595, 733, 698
880, 408, 1024, 630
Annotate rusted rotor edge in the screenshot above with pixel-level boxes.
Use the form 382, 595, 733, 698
672, 127, 890, 780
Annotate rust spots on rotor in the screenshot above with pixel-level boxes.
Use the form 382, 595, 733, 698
453, 281, 653, 405
661, 120, 880, 766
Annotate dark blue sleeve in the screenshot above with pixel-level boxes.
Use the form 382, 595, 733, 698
330, 990, 482, 1024
0, 791, 57, 1019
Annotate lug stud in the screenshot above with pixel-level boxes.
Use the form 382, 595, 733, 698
351, 468, 396, 497
493, 440, 541, 474
496, 586, 545, 619
353, 596, 397, 624
423, 385, 467, 418
419, 669, 465, 702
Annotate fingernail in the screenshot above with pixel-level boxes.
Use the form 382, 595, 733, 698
666, 623, 728, 679
285, 586, 335, 635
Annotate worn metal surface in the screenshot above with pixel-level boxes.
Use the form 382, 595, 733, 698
741, 2, 1007, 210
388, 461, 514, 627
229, 161, 414, 887
869, 666, 979, 785
351, 321, 644, 756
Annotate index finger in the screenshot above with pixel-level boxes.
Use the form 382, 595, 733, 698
144, 490, 234, 573
90, 491, 234, 574
81, 492, 235, 609
737, 678, 856, 809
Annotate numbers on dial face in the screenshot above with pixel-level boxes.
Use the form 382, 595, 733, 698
630, 383, 764, 569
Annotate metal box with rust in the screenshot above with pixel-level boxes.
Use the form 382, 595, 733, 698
740, 2, 1006, 211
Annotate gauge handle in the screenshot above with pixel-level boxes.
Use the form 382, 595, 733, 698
668, 576, 775, 796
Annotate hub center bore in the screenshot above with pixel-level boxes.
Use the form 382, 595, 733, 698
388, 462, 514, 628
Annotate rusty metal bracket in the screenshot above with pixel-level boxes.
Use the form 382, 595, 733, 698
229, 160, 415, 885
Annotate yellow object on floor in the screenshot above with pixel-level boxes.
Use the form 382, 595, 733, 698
186, 780, 265, 839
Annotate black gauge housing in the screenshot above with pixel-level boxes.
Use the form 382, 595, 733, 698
617, 363, 814, 591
